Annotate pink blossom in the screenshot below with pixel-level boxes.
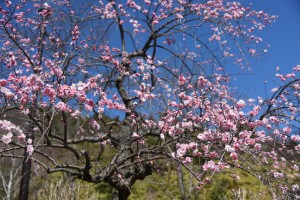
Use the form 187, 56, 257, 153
285, 73, 295, 79
2, 132, 13, 144
85, 99, 95, 111
43, 87, 56, 101
291, 135, 300, 142
90, 119, 100, 130
203, 160, 216, 171
78, 58, 85, 64
0, 0, 298, 195
282, 127, 291, 134
295, 145, 300, 152
273, 172, 284, 179
27, 138, 32, 144
1, 87, 13, 99
178, 74, 187, 85
249, 49, 256, 55
292, 184, 299, 191
224, 13, 233, 20
197, 133, 207, 140
236, 99, 246, 108
18, 133, 26, 142
271, 87, 278, 93
276, 73, 286, 81
230, 152, 238, 160
293, 65, 300, 71
71, 25, 80, 44
225, 145, 235, 152
27, 145, 34, 154
246, 138, 255, 145
209, 151, 218, 158
176, 13, 183, 19
183, 157, 192, 164
139, 139, 145, 145
132, 132, 140, 138
0, 120, 23, 136
0, 79, 7, 86
55, 102, 68, 111
254, 143, 262, 151
152, 19, 159, 25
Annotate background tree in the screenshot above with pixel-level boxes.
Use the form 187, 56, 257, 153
0, 0, 299, 199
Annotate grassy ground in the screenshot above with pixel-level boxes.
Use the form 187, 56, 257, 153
29, 166, 271, 200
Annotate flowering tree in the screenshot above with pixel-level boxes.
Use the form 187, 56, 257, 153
0, 0, 299, 199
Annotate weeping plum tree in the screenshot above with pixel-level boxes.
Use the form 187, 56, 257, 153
0, 0, 299, 199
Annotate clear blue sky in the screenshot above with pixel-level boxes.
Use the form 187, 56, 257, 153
1, 1, 298, 101
233, 0, 300, 99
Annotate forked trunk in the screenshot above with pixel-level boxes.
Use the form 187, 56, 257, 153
111, 188, 131, 200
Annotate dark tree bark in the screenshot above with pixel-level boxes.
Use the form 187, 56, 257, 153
104, 124, 153, 200
19, 109, 35, 200
111, 188, 131, 200
19, 150, 32, 200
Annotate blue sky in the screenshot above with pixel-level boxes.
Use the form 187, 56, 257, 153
233, 0, 300, 99
1, 0, 298, 101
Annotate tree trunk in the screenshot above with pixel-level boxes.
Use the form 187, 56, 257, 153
19, 149, 32, 200
111, 188, 131, 200
19, 109, 35, 200
177, 164, 186, 200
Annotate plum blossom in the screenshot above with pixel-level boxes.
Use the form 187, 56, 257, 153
18, 133, 26, 142
183, 157, 192, 164
203, 160, 216, 171
27, 145, 34, 155
273, 172, 284, 179
55, 102, 68, 111
0, 0, 298, 197
271, 87, 278, 93
178, 74, 187, 85
2, 132, 13, 144
225, 145, 235, 152
132, 132, 140, 138
230, 152, 238, 160
236, 99, 246, 108
292, 184, 299, 191
0, 120, 23, 136
282, 126, 291, 134
254, 143, 262, 151
0, 79, 7, 86
90, 119, 100, 130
